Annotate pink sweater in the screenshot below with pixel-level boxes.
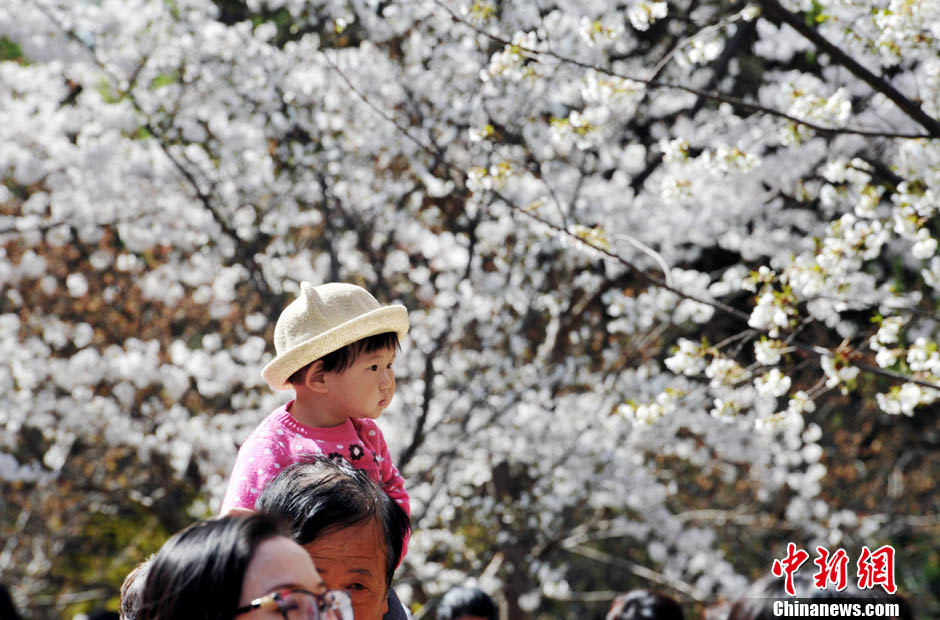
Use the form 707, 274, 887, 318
220, 402, 410, 520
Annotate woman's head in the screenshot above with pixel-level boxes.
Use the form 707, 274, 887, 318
134, 513, 333, 620
256, 456, 411, 620
120, 558, 151, 620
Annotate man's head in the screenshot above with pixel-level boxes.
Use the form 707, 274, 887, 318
606, 589, 684, 620
437, 587, 498, 620
256, 456, 411, 620
262, 282, 408, 392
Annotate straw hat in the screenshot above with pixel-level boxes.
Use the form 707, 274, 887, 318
262, 282, 409, 390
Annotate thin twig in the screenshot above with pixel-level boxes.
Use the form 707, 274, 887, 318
564, 544, 709, 602
431, 0, 933, 140
34, 2, 274, 299
757, 0, 940, 137
326, 39, 940, 393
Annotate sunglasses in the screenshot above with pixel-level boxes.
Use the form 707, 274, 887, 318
234, 587, 353, 620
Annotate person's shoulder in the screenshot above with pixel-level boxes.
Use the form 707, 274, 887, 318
351, 418, 387, 443
383, 587, 409, 620
241, 404, 295, 446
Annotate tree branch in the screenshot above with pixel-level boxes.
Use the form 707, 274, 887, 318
432, 0, 933, 139
397, 326, 450, 472
325, 39, 940, 394
35, 3, 275, 300
756, 0, 940, 137
563, 543, 708, 602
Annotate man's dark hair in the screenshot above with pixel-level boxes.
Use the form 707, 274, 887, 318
288, 331, 399, 384
256, 455, 411, 587
606, 589, 684, 620
0, 584, 21, 620
437, 586, 498, 620
135, 514, 285, 620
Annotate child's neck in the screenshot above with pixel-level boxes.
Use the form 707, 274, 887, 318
289, 392, 347, 428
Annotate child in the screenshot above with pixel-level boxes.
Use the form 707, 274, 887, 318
221, 281, 410, 519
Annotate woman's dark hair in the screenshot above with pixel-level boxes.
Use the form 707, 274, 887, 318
120, 558, 151, 620
437, 586, 498, 620
606, 589, 684, 620
135, 513, 285, 620
256, 455, 411, 587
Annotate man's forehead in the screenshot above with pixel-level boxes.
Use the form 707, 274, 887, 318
310, 545, 381, 562
312, 554, 378, 568
308, 548, 385, 579
305, 523, 385, 562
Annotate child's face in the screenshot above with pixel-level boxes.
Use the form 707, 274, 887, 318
325, 346, 396, 420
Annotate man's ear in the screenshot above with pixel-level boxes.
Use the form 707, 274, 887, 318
303, 360, 329, 393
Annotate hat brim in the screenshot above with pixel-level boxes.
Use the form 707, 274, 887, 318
262, 305, 409, 391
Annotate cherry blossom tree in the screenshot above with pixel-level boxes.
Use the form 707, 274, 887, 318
1, 0, 938, 618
